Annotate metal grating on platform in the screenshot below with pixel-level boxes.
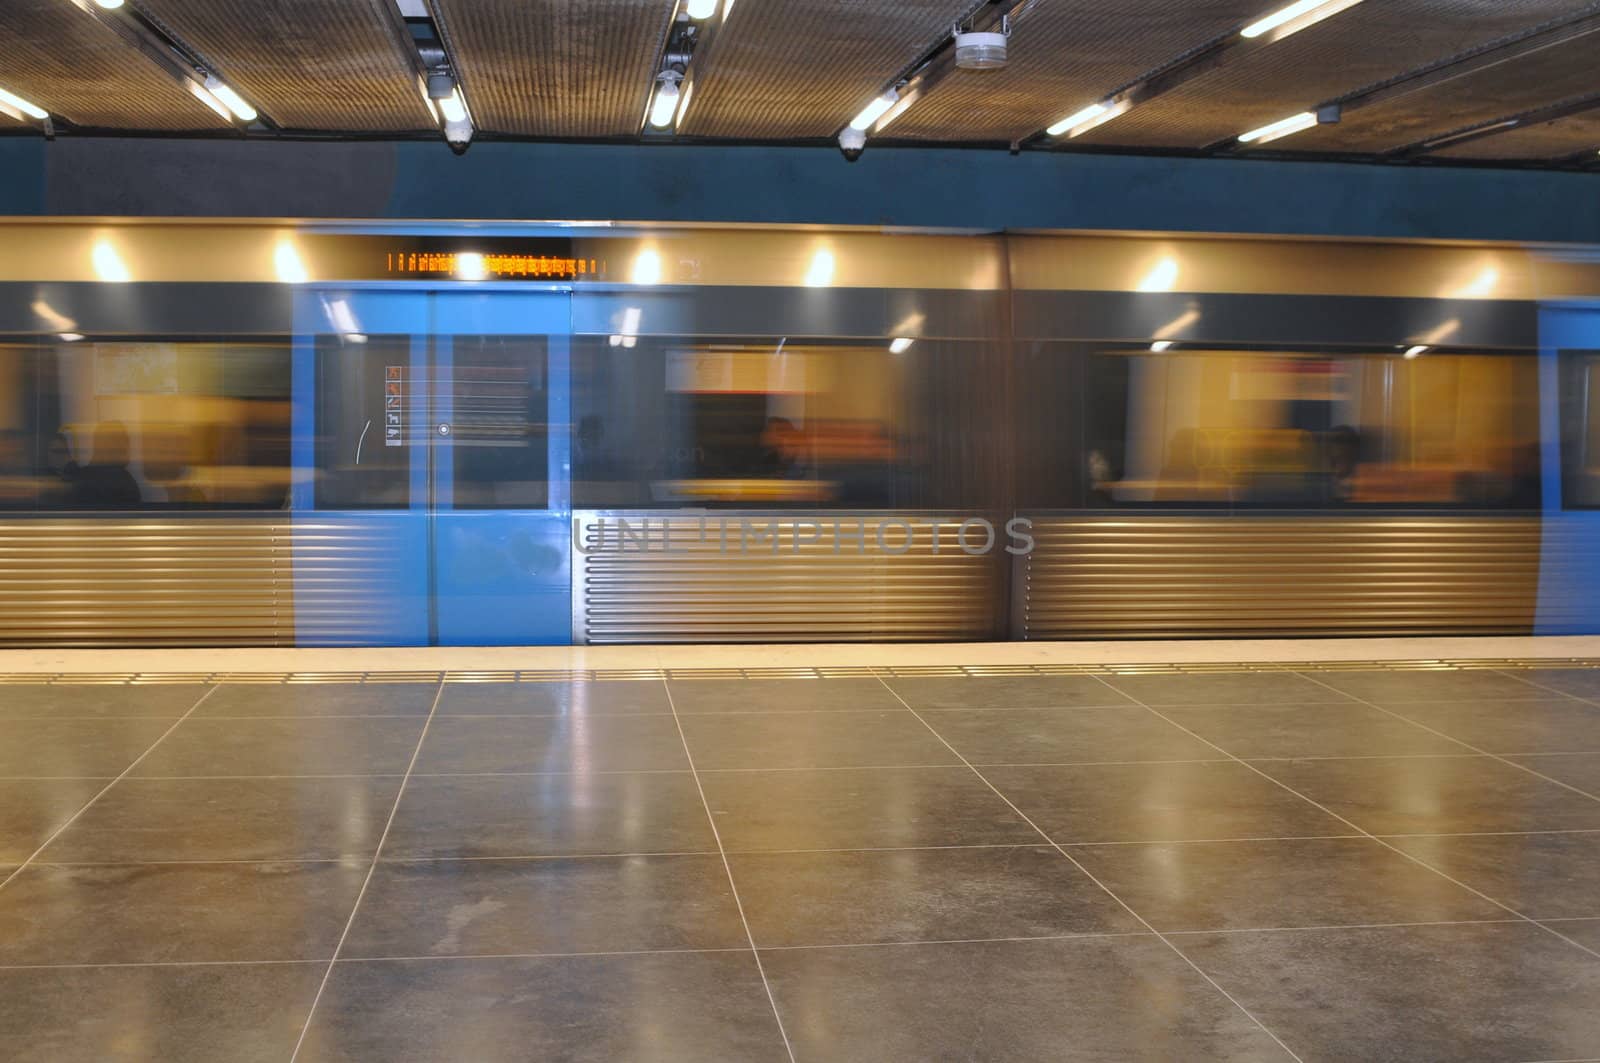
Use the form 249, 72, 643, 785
4, 659, 1600, 684
683, 0, 975, 139
131, 0, 432, 131
0, 0, 228, 130
430, 0, 673, 137
1075, 0, 1597, 151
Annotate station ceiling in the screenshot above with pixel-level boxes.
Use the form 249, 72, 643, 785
0, 0, 1597, 167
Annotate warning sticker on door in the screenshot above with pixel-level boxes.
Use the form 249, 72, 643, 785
385, 366, 404, 446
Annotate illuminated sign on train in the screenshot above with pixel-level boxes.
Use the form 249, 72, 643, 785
384, 251, 601, 280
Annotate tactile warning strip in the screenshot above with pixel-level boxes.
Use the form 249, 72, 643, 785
1, 659, 1598, 684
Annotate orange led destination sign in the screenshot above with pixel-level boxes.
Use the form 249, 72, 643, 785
384, 250, 602, 280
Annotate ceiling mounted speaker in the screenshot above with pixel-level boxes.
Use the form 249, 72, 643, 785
954, 31, 1007, 70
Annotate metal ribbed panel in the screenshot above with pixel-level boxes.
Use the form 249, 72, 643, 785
431, 0, 672, 137
684, 0, 975, 139
0, 518, 292, 647
1018, 516, 1541, 640
1435, 108, 1600, 160
131, 0, 432, 131
573, 512, 998, 643
1075, 0, 1595, 151
0, 0, 227, 129
892, 1, 1262, 143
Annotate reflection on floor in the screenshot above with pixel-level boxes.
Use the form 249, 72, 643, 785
3, 666, 1600, 1061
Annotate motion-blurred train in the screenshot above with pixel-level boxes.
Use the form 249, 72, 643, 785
1, 220, 1597, 645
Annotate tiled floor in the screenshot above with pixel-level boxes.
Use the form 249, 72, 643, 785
3, 667, 1600, 1061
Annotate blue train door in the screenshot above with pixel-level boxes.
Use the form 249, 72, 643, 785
292, 289, 572, 646
1537, 304, 1600, 635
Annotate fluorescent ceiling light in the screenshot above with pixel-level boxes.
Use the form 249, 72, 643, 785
648, 79, 679, 128
848, 90, 897, 132
93, 0, 124, 8
92, 241, 131, 283
1404, 345, 1428, 359
1241, 0, 1364, 41
889, 337, 914, 354
685, 0, 718, 18
675, 78, 695, 127
204, 76, 256, 122
437, 88, 468, 125
1047, 99, 1129, 138
1238, 111, 1317, 144
0, 86, 48, 121
187, 80, 232, 121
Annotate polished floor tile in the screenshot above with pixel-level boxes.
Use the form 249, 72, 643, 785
1509, 668, 1600, 701
680, 710, 958, 770
297, 952, 789, 1062
729, 845, 1141, 948
920, 706, 1223, 765
882, 674, 1134, 710
761, 936, 1292, 1062
983, 761, 1348, 843
437, 681, 671, 716
344, 854, 746, 958
669, 678, 904, 714
37, 776, 402, 862
1552, 918, 1600, 953
0, 860, 367, 964
414, 714, 689, 774
1157, 702, 1465, 759
1175, 922, 1600, 1062
1304, 668, 1548, 703
1509, 752, 1600, 796
1068, 838, 1502, 932
1384, 831, 1600, 919
0, 718, 171, 778
700, 767, 1039, 853
1103, 671, 1352, 707
0, 684, 207, 719
383, 773, 717, 859
0, 962, 325, 1063
131, 716, 426, 777
194, 682, 438, 717
1383, 697, 1600, 753
0, 778, 103, 862
1250, 755, 1600, 835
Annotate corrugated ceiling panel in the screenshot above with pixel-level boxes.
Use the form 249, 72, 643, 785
432, 0, 672, 137
1074, 0, 1593, 150
1291, 32, 1600, 153
890, 1, 1264, 143
1433, 105, 1600, 161
684, 0, 976, 139
0, 0, 228, 130
132, 0, 432, 131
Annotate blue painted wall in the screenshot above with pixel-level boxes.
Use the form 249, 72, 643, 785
1, 134, 1598, 243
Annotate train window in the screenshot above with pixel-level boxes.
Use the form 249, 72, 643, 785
569, 336, 1007, 510
447, 336, 548, 510
1021, 345, 1540, 510
0, 337, 291, 511
314, 335, 412, 509
1559, 351, 1600, 509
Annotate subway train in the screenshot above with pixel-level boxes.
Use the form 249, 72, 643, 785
0, 220, 1597, 646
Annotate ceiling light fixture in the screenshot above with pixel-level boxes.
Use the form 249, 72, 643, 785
93, 0, 124, 8
1238, 111, 1318, 144
1047, 101, 1120, 138
685, 0, 718, 18
203, 75, 256, 122
1241, 0, 1364, 41
648, 77, 680, 128
437, 87, 468, 125
0, 86, 48, 121
849, 90, 899, 132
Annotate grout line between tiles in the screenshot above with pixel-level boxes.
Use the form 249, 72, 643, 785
871, 670, 1308, 1063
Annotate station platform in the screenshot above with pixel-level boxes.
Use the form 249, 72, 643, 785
3, 637, 1600, 1061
